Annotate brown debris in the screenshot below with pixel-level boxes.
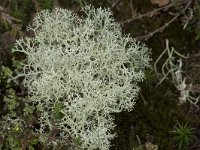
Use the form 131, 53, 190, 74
151, 0, 171, 7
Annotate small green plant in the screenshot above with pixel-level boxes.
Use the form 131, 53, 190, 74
171, 122, 194, 150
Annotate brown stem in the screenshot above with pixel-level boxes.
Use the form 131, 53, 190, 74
134, 0, 192, 40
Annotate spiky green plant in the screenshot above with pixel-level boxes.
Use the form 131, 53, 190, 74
171, 122, 195, 150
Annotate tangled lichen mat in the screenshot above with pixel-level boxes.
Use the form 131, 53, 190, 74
12, 6, 150, 150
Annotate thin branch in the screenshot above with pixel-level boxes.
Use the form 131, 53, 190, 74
111, 0, 121, 8
134, 0, 192, 40
121, 0, 186, 25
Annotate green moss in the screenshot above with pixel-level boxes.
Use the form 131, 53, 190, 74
23, 103, 35, 116
4, 137, 22, 150
0, 56, 35, 148
28, 138, 39, 150
3, 88, 19, 116
1, 66, 12, 79
52, 103, 64, 120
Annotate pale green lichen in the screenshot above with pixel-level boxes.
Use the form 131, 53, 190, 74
12, 6, 150, 149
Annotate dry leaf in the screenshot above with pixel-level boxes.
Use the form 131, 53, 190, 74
151, 0, 170, 7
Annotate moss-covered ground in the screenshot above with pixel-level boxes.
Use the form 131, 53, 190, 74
1, 0, 200, 149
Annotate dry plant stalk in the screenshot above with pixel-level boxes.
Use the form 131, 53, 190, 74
154, 40, 200, 106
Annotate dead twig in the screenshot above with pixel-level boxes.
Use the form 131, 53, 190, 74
134, 12, 180, 40
111, 0, 121, 8
121, 0, 186, 25
0, 5, 21, 25
134, 0, 192, 40
136, 135, 144, 150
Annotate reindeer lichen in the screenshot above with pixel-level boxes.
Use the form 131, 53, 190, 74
12, 6, 150, 149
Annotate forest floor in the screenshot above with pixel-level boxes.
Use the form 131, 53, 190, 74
1, 0, 200, 150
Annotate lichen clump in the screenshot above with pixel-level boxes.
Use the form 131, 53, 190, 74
13, 6, 150, 150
